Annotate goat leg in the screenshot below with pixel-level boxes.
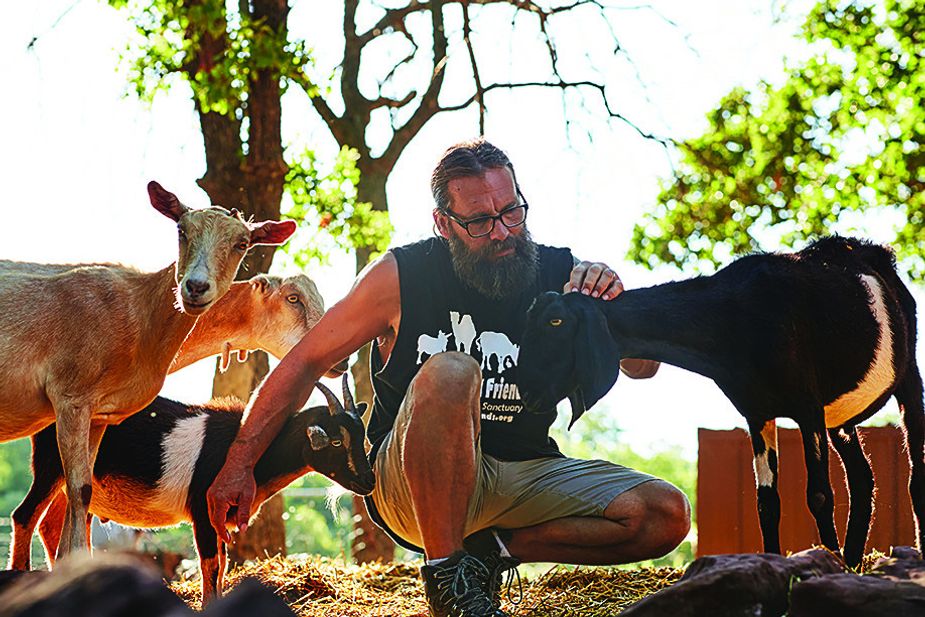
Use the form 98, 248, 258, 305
37, 491, 67, 568
798, 417, 840, 556
9, 482, 65, 570
897, 365, 925, 556
192, 511, 223, 605
828, 426, 874, 568
748, 419, 782, 554
53, 413, 104, 558
9, 430, 67, 570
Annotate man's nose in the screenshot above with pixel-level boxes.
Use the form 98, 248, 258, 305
488, 219, 510, 241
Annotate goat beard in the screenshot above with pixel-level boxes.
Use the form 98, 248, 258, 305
446, 228, 540, 300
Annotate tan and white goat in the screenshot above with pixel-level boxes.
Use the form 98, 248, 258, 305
0, 181, 295, 558
8, 272, 334, 570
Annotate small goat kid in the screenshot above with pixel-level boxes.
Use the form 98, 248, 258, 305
518, 237, 923, 568
13, 375, 374, 604
8, 272, 327, 570
0, 182, 295, 558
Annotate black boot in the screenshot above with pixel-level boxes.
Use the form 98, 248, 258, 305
463, 528, 521, 606
420, 550, 509, 617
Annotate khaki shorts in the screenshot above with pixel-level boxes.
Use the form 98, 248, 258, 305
369, 394, 657, 550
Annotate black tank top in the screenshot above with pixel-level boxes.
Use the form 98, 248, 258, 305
368, 237, 574, 462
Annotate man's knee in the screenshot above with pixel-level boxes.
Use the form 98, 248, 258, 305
412, 352, 482, 412
606, 480, 691, 555
642, 481, 691, 554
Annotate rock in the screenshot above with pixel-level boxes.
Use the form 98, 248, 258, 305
790, 573, 925, 617
868, 546, 925, 584
202, 578, 296, 617
0, 571, 48, 597
619, 550, 845, 617
0, 553, 192, 617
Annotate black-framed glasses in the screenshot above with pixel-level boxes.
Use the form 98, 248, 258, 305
440, 202, 529, 238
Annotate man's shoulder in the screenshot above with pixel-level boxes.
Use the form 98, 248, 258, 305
391, 237, 445, 257
390, 237, 448, 272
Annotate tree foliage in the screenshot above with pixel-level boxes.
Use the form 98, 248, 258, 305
631, 0, 925, 280
110, 0, 393, 262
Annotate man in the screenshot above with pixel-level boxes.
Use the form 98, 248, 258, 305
207, 139, 691, 617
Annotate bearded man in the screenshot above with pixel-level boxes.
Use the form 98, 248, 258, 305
206, 139, 691, 617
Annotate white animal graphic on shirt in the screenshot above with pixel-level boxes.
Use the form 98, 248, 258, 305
476, 331, 520, 371
417, 330, 450, 363
450, 311, 477, 353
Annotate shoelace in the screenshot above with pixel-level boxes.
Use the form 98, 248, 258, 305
486, 556, 523, 606
434, 555, 499, 616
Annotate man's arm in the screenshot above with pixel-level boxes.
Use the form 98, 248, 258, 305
567, 258, 660, 380
206, 253, 400, 541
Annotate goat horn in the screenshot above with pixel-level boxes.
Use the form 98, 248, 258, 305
341, 373, 357, 412
314, 382, 342, 416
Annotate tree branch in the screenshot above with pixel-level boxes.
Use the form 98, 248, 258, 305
379, 0, 449, 170
358, 0, 430, 48
462, 3, 486, 134
371, 91, 417, 111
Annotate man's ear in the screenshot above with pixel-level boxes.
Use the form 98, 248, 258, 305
569, 300, 620, 428
433, 209, 451, 239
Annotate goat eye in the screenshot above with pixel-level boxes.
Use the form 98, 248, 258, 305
177, 226, 187, 240
549, 318, 563, 327
235, 240, 249, 251
330, 440, 343, 447
287, 294, 300, 304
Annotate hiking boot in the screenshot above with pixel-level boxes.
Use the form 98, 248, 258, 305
420, 550, 509, 617
463, 528, 522, 606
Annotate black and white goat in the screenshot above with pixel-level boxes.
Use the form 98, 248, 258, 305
518, 237, 923, 568
10, 375, 375, 604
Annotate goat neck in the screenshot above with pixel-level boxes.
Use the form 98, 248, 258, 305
605, 277, 739, 383
250, 408, 326, 500
116, 263, 200, 377
169, 280, 255, 372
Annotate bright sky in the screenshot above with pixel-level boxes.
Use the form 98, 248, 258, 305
3, 1, 922, 459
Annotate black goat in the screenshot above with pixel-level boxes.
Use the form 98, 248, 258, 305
9, 375, 375, 604
519, 237, 923, 568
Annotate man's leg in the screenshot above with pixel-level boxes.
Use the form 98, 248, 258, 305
400, 351, 483, 560
503, 479, 691, 565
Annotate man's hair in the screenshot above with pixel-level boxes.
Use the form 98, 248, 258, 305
431, 138, 521, 212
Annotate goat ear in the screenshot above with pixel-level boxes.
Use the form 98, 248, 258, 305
249, 275, 272, 295
249, 219, 297, 246
569, 301, 620, 429
306, 425, 331, 450
148, 181, 189, 222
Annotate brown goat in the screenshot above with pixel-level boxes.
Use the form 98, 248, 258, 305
7, 272, 328, 571
0, 182, 295, 559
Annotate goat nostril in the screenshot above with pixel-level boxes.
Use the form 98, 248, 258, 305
185, 280, 210, 296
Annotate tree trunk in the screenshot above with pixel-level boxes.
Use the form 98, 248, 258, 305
192, 0, 290, 565
211, 352, 287, 563
349, 168, 396, 564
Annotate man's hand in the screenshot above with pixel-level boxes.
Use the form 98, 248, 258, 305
207, 462, 257, 543
566, 261, 624, 301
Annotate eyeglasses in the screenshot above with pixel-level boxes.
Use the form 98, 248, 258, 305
440, 202, 529, 238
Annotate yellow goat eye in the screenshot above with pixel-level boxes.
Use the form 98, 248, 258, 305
549, 318, 563, 327
287, 294, 300, 304
331, 440, 343, 447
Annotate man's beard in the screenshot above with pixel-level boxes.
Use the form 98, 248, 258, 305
446, 228, 540, 300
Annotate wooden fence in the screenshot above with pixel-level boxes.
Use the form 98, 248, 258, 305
697, 426, 916, 557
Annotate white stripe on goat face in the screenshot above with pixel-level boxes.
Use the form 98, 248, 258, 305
154, 414, 208, 516
824, 274, 896, 428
